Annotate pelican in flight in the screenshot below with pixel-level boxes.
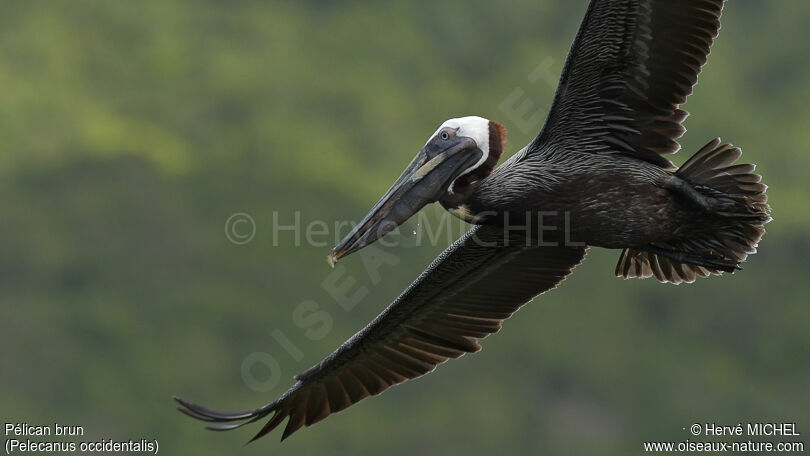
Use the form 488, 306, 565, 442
176, 0, 770, 442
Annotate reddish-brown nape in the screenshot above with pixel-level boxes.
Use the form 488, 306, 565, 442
487, 120, 507, 171
453, 120, 507, 192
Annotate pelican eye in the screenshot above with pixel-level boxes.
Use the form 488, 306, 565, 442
440, 131, 449, 140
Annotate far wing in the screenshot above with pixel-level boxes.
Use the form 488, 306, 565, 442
176, 225, 587, 441
532, 0, 725, 167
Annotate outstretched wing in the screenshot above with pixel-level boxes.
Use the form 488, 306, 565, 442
175, 226, 587, 441
532, 0, 725, 168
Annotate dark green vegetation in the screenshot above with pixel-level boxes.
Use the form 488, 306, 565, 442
1, 1, 808, 454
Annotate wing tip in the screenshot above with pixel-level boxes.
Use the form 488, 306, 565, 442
173, 393, 283, 441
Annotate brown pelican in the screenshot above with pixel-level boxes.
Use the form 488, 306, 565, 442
175, 0, 770, 442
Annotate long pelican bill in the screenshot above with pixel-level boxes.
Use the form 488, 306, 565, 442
327, 136, 479, 266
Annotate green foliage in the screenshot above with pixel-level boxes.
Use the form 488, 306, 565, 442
1, 1, 807, 454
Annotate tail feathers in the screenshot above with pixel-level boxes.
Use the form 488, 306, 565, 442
616, 248, 718, 284
617, 138, 770, 285
676, 138, 770, 217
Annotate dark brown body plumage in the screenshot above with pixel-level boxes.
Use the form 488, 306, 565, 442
467, 152, 677, 248
468, 137, 769, 282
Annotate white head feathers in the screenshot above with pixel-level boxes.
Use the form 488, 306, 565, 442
427, 116, 491, 157
428, 116, 492, 194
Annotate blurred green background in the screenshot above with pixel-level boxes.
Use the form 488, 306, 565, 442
2, 1, 808, 454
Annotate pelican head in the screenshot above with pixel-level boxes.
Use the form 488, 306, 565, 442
328, 116, 506, 266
